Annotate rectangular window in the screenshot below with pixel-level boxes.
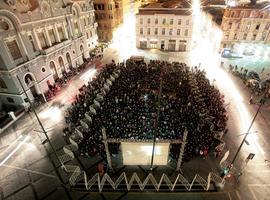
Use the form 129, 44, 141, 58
229, 22, 232, 29
169, 29, 173, 35
140, 18, 143, 24
186, 20, 189, 25
162, 28, 165, 35
177, 29, 180, 35
170, 19, 173, 25
48, 29, 56, 44
253, 34, 256, 40
0, 78, 7, 89
234, 33, 237, 40
147, 18, 151, 24
86, 32, 89, 39
178, 19, 181, 25
261, 32, 267, 41
162, 18, 166, 24
255, 24, 260, 30
84, 18, 87, 26
6, 40, 22, 60
155, 18, 158, 24
243, 33, 247, 40
58, 27, 65, 41
184, 29, 188, 36
155, 28, 158, 35
37, 32, 47, 49
140, 28, 143, 35
147, 28, 150, 35
90, 30, 92, 37
28, 35, 36, 52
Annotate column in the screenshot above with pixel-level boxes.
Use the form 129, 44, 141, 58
63, 23, 69, 39
54, 24, 61, 43
17, 32, 30, 60
78, 18, 83, 33
176, 128, 188, 172
67, 17, 74, 37
32, 29, 42, 51
44, 27, 52, 47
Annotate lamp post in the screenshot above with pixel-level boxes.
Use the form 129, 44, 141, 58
17, 76, 66, 170
230, 98, 265, 168
150, 79, 162, 170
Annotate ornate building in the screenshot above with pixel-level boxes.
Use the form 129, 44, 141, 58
0, 0, 98, 109
136, 0, 193, 51
93, 0, 123, 42
221, 1, 270, 55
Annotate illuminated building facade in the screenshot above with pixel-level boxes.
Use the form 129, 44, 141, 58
221, 1, 270, 56
0, 0, 98, 108
94, 0, 123, 42
136, 0, 193, 51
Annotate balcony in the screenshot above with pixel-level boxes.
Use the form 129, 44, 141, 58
40, 39, 71, 55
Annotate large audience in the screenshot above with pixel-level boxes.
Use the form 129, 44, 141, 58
65, 59, 228, 161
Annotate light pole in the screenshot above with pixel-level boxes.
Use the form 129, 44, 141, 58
230, 98, 265, 167
17, 76, 66, 170
150, 79, 162, 170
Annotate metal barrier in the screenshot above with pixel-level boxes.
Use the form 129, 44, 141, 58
82, 171, 225, 192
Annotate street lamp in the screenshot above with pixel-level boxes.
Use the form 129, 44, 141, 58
230, 98, 265, 168
17, 76, 66, 170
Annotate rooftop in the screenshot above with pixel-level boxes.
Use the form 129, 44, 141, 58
229, 1, 270, 10
137, 0, 192, 16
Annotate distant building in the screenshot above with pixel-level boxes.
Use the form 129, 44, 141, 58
221, 1, 270, 55
94, 0, 123, 42
136, 0, 193, 51
0, 0, 98, 109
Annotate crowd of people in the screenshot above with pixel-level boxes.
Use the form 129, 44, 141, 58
65, 59, 228, 161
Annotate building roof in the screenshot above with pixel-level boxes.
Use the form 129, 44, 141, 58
137, 0, 191, 16
229, 1, 270, 10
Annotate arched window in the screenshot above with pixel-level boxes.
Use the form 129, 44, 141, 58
58, 56, 65, 72
24, 74, 34, 85
50, 61, 58, 80
66, 52, 72, 68
0, 78, 7, 89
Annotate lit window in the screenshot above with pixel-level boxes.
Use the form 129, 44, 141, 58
6, 40, 22, 60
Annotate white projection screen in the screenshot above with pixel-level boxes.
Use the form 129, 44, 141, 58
121, 142, 170, 165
